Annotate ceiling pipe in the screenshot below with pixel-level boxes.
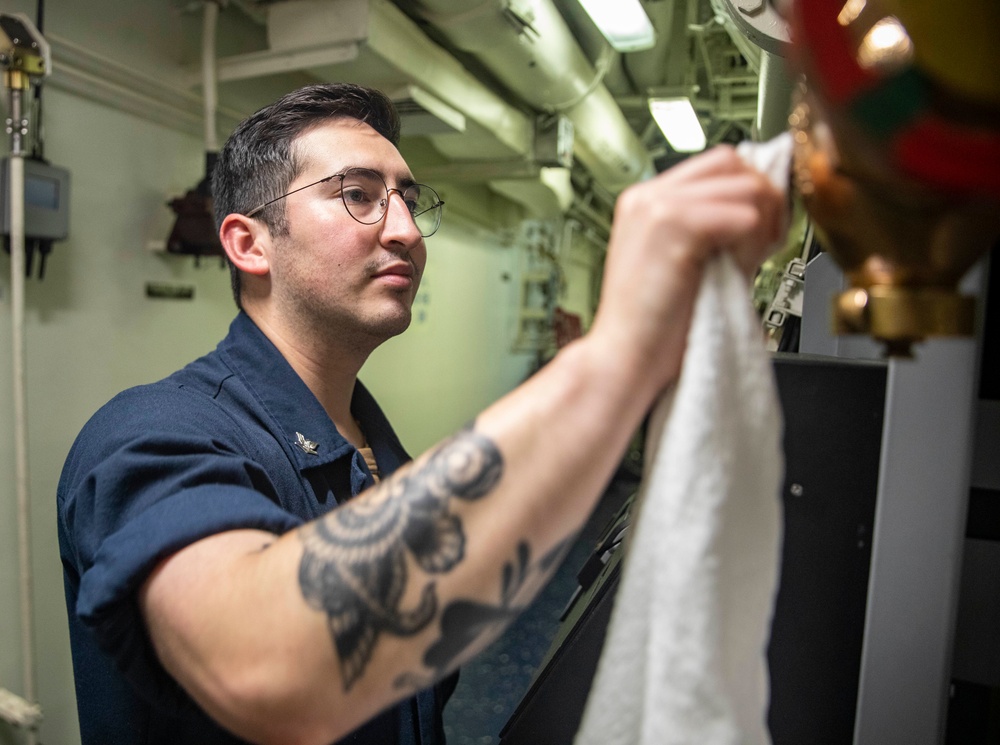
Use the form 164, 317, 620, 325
755, 50, 793, 140
622, 0, 686, 93
405, 0, 654, 192
164, 0, 226, 259
1, 11, 46, 740
265, 0, 581, 217
249, 0, 633, 219
202, 0, 220, 153
266, 0, 533, 161
46, 32, 246, 138
718, 0, 793, 141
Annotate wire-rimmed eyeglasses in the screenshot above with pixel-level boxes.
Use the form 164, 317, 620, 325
244, 167, 445, 238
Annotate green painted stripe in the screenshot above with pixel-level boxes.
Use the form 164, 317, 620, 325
849, 67, 929, 140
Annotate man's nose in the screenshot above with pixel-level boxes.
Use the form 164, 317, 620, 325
381, 189, 422, 244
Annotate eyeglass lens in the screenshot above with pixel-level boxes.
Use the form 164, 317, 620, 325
341, 168, 442, 237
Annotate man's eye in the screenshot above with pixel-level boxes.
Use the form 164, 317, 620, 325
405, 198, 420, 216
343, 187, 372, 204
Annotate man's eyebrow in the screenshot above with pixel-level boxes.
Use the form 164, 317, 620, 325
338, 165, 416, 189
386, 171, 416, 190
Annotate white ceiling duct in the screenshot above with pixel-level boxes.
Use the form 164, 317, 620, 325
258, 0, 650, 200
265, 0, 533, 160
389, 84, 467, 136
262, 0, 583, 216
407, 0, 655, 192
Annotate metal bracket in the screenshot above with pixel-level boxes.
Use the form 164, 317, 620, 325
763, 257, 806, 330
720, 0, 790, 56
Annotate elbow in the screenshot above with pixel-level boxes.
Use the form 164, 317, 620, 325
181, 656, 350, 745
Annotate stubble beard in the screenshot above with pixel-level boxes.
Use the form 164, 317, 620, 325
278, 247, 420, 356
303, 284, 415, 356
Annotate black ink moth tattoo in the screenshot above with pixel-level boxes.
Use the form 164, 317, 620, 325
298, 429, 503, 690
396, 537, 572, 692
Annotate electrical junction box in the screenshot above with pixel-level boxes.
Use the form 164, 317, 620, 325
535, 115, 575, 168
1, 156, 70, 241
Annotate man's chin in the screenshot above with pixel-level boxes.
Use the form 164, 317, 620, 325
372, 310, 412, 340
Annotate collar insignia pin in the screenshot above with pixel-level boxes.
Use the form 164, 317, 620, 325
295, 432, 319, 455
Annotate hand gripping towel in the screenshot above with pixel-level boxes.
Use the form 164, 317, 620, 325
574, 134, 792, 745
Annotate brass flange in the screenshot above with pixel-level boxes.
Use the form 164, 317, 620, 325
833, 285, 976, 355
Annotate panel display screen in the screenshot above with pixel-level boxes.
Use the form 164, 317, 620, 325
26, 174, 60, 211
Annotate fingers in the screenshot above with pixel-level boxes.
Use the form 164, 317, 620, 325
615, 145, 785, 270
594, 142, 787, 351
594, 145, 786, 365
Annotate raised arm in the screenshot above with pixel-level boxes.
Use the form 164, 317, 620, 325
139, 145, 784, 745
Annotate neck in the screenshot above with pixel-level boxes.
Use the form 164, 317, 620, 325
244, 307, 377, 448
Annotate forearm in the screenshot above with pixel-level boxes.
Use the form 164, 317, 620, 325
470, 333, 661, 554
142, 144, 784, 744
142, 334, 658, 745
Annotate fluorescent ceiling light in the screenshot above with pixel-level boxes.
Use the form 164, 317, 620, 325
648, 97, 706, 153
578, 0, 656, 52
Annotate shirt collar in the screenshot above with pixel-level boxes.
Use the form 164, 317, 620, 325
217, 312, 388, 471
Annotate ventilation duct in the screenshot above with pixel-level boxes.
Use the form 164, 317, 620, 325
258, 0, 649, 203
406, 0, 655, 192
265, 0, 533, 161
260, 0, 583, 216
390, 85, 466, 136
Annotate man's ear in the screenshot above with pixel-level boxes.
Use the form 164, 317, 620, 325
220, 213, 271, 277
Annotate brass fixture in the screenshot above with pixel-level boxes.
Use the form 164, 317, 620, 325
785, 0, 1000, 355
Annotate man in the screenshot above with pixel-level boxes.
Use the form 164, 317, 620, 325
58, 83, 783, 745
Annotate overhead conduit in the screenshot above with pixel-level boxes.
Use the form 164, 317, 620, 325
266, 0, 532, 160
263, 0, 650, 215
266, 0, 580, 215
407, 0, 654, 193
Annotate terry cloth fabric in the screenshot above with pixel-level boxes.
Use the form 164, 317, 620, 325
574, 134, 792, 745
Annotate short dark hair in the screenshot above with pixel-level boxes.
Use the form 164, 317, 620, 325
212, 83, 401, 308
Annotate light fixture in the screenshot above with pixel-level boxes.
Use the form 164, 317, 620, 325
648, 97, 706, 153
578, 0, 656, 53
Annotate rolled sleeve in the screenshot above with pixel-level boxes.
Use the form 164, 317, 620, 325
60, 387, 304, 716
76, 484, 300, 714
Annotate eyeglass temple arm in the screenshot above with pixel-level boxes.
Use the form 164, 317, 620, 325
413, 200, 445, 218
244, 175, 336, 218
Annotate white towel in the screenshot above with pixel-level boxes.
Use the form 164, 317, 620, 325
574, 135, 791, 745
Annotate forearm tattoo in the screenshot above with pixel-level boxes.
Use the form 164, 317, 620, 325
396, 537, 572, 693
298, 428, 503, 690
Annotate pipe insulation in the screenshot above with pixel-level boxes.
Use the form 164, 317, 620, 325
7, 86, 41, 743
202, 0, 220, 153
0, 687, 42, 730
755, 51, 794, 141
410, 0, 654, 192
266, 0, 533, 159
265, 0, 651, 192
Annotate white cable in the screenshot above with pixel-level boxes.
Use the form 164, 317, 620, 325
548, 43, 615, 113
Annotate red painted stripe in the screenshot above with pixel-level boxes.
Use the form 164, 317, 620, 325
793, 0, 882, 105
893, 117, 1000, 196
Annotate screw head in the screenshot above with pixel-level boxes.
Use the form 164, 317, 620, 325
735, 0, 766, 16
